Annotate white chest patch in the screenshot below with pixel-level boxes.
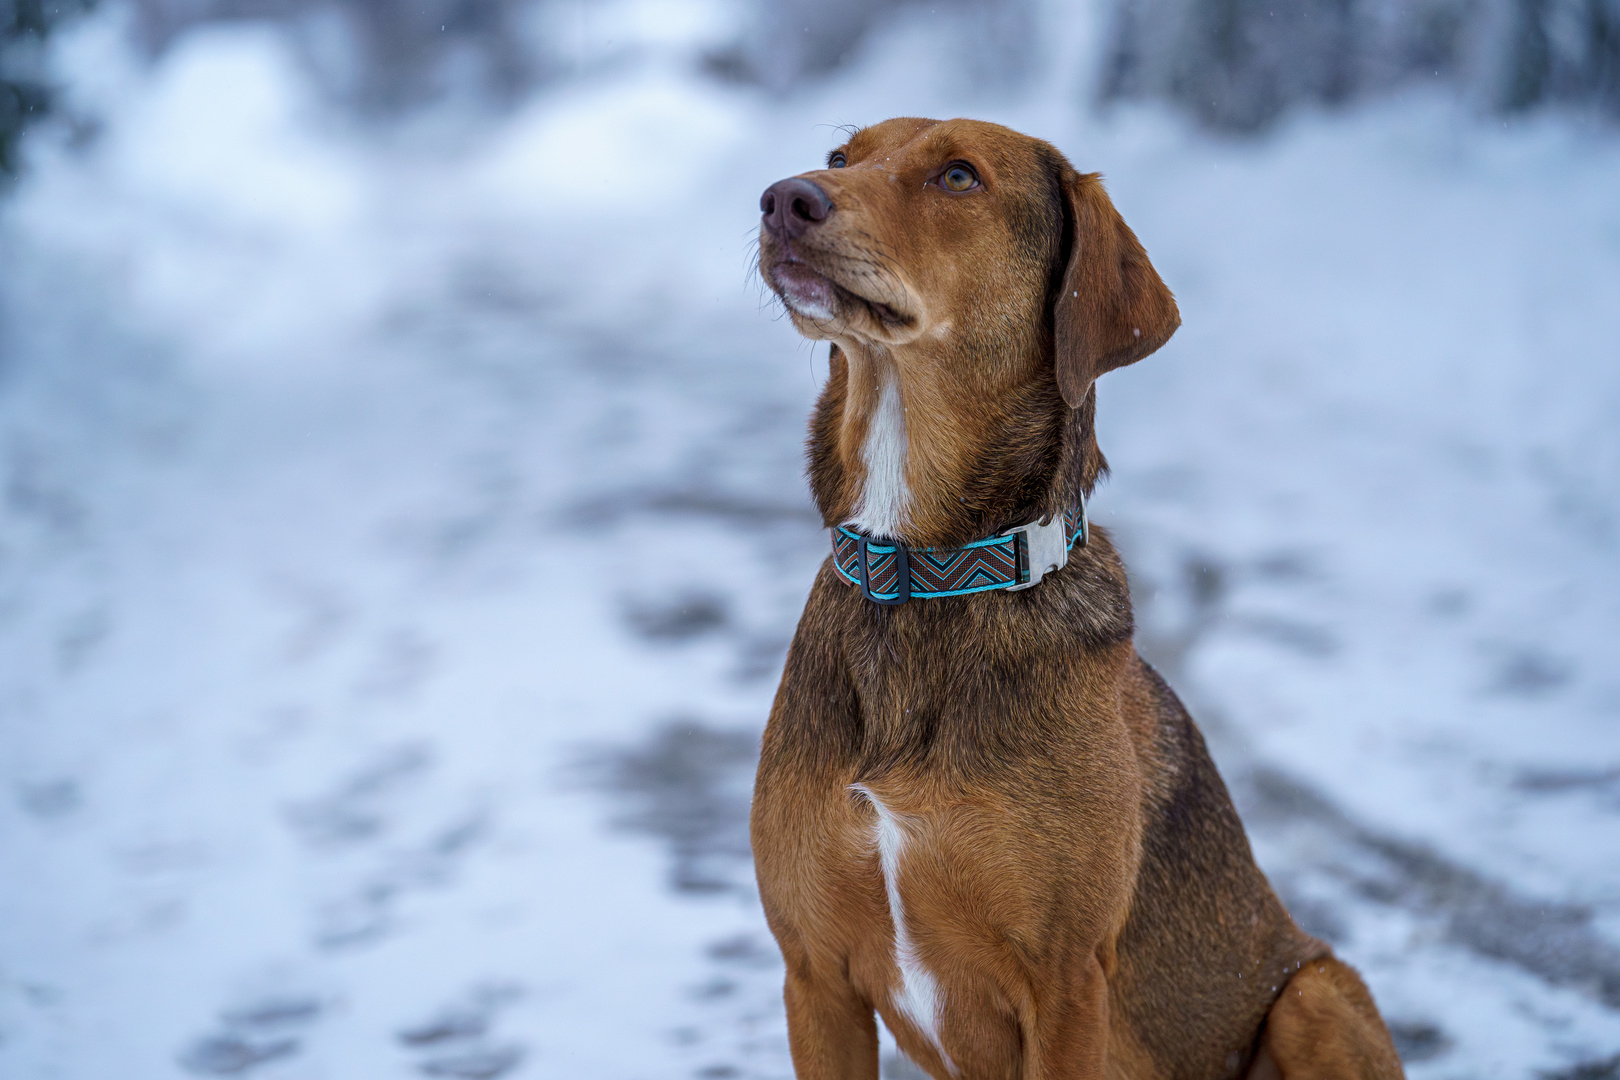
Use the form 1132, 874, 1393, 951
850, 785, 955, 1074
846, 371, 910, 539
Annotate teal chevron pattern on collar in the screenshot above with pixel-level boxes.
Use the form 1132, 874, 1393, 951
832, 504, 1087, 603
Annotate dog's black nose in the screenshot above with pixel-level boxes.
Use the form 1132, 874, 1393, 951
760, 177, 832, 239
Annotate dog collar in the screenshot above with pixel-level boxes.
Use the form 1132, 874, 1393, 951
833, 500, 1088, 605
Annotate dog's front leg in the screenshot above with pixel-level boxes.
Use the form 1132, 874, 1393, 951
783, 967, 880, 1080
1020, 953, 1110, 1080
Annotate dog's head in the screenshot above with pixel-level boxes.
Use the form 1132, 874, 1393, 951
757, 117, 1179, 410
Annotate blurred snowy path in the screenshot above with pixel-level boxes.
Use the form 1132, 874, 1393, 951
2, 10, 1620, 1078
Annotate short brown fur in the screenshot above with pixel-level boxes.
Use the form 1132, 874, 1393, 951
752, 118, 1405, 1080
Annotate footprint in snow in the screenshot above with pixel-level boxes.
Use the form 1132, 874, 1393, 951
179, 997, 323, 1075
398, 984, 527, 1078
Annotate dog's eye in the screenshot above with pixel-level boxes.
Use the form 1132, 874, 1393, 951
828, 153, 847, 168
942, 163, 979, 192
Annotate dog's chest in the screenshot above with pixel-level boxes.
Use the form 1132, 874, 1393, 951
771, 778, 1052, 1070
846, 784, 958, 1068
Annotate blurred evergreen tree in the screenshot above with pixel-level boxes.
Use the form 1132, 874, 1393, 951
1100, 0, 1620, 131
1, 0, 95, 176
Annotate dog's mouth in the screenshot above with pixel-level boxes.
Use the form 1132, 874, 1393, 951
768, 254, 912, 332
771, 261, 839, 322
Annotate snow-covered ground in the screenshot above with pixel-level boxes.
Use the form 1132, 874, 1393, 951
1, 3, 1618, 1077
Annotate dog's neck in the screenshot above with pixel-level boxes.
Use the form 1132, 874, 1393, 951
841, 351, 911, 538
808, 337, 1105, 549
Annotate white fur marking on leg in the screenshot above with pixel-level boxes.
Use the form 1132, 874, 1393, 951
847, 371, 909, 539
850, 785, 955, 1074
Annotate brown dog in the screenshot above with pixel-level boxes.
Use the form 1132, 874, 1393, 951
750, 117, 1405, 1080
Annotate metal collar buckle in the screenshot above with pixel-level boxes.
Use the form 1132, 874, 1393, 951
856, 535, 910, 605
1003, 511, 1078, 592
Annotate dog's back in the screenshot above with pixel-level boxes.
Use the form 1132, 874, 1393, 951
1111, 659, 1323, 1078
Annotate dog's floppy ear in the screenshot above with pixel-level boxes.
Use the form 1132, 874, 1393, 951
1053, 170, 1179, 408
